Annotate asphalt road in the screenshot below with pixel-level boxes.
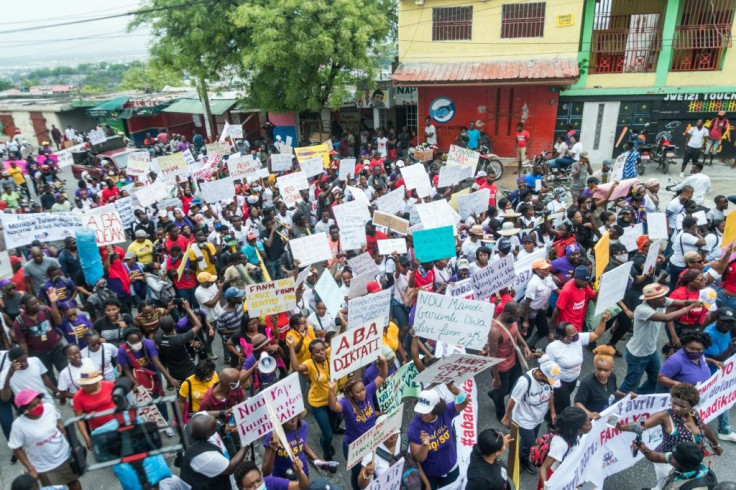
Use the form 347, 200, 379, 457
2, 158, 736, 489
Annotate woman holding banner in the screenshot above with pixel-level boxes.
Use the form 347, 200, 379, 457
537, 406, 592, 488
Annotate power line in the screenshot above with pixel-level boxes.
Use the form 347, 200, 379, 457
8, 3, 140, 25
0, 32, 150, 48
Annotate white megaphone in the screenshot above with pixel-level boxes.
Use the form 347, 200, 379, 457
258, 351, 277, 374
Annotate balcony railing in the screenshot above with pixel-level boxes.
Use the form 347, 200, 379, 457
671, 24, 733, 71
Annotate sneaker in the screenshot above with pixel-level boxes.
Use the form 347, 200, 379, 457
164, 427, 176, 438
679, 172, 684, 177
207, 352, 218, 360
520, 459, 537, 474
719, 432, 736, 443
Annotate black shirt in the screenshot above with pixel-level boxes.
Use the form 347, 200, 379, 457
466, 447, 510, 490
156, 330, 195, 381
260, 228, 285, 261
574, 372, 618, 413
93, 314, 135, 345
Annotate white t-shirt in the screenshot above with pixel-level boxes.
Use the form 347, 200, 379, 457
9, 403, 70, 472
376, 137, 388, 157
425, 124, 437, 145
361, 440, 401, 478
675, 173, 710, 205
188, 424, 231, 477
547, 435, 570, 471
0, 357, 50, 398
469, 261, 488, 276
545, 333, 590, 382
510, 369, 552, 429
629, 298, 673, 357
666, 198, 686, 230
461, 237, 482, 260
525, 274, 556, 311
57, 358, 96, 394
570, 142, 583, 161
687, 126, 710, 149
195, 285, 224, 323
81, 343, 119, 382
670, 231, 700, 268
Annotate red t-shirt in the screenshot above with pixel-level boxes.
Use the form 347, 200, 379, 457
516, 130, 531, 147
413, 268, 435, 292
165, 235, 189, 254
668, 287, 707, 326
72, 380, 116, 430
723, 262, 736, 295
167, 255, 196, 289
101, 187, 119, 203
181, 194, 193, 216
366, 230, 387, 255
555, 281, 595, 332
478, 182, 498, 207
199, 384, 246, 411
552, 236, 577, 259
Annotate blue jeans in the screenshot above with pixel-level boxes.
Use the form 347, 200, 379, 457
310, 402, 338, 460
718, 410, 732, 435
0, 396, 13, 440
548, 156, 574, 172
717, 288, 736, 310
176, 287, 198, 308
620, 349, 661, 395
266, 259, 282, 281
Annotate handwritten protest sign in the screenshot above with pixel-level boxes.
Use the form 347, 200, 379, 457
348, 271, 375, 299
88, 129, 107, 145
372, 211, 410, 235
414, 353, 502, 385
416, 199, 460, 232
413, 291, 493, 350
368, 458, 404, 490
619, 223, 644, 252
643, 239, 663, 277
227, 154, 263, 178
376, 362, 421, 413
126, 152, 151, 176
315, 269, 344, 317
594, 262, 633, 316
375, 186, 406, 215
330, 319, 382, 380
377, 239, 407, 255
228, 124, 243, 139
457, 189, 490, 220
54, 144, 85, 168
182, 149, 196, 167
277, 171, 308, 207
233, 373, 304, 447
333, 199, 371, 226
246, 278, 296, 317
206, 142, 232, 156
511, 249, 546, 301
438, 164, 473, 187
294, 144, 329, 167
135, 181, 170, 207
300, 156, 324, 178
448, 278, 475, 299
82, 206, 126, 246
339, 217, 367, 251
199, 177, 235, 204
348, 289, 392, 330
191, 156, 220, 181
347, 252, 378, 277
471, 254, 516, 299
413, 226, 456, 262
128, 386, 168, 428
347, 405, 403, 469
447, 145, 480, 167
647, 212, 668, 240
271, 153, 293, 172
401, 163, 431, 192
290, 233, 333, 267
338, 158, 356, 181
1, 213, 82, 248
112, 197, 134, 227
156, 153, 188, 180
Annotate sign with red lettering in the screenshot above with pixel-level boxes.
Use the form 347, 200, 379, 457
245, 278, 297, 317
233, 372, 304, 447
330, 319, 382, 380
82, 205, 126, 246
347, 404, 403, 469
414, 353, 502, 385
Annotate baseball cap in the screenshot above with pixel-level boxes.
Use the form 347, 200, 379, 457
124, 252, 137, 260
197, 272, 217, 283
224, 287, 245, 299
191, 197, 203, 205
573, 265, 590, 280
134, 229, 148, 238
414, 389, 442, 414
538, 355, 562, 388
457, 258, 470, 270
579, 151, 590, 159
366, 281, 381, 293
246, 231, 258, 240
475, 171, 487, 178
395, 160, 405, 168
717, 307, 736, 322
532, 258, 550, 270
497, 237, 512, 253
224, 234, 237, 247
14, 389, 42, 409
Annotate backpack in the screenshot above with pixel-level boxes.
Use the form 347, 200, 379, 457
530, 433, 559, 466
671, 468, 718, 490
374, 435, 422, 490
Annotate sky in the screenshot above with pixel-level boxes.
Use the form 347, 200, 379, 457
0, 0, 151, 67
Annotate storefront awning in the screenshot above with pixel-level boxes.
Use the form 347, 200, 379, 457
391, 59, 579, 87
86, 96, 130, 118
162, 98, 236, 116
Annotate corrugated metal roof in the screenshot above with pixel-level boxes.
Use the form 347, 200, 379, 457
88, 96, 130, 112
391, 59, 579, 86
162, 98, 236, 115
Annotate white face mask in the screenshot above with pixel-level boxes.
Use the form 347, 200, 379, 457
128, 342, 143, 352
615, 254, 628, 263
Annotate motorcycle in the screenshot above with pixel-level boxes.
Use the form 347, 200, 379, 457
637, 143, 653, 175
653, 131, 678, 174
476, 145, 505, 180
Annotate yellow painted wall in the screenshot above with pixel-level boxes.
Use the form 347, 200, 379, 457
665, 21, 736, 87
585, 73, 658, 88
398, 0, 584, 63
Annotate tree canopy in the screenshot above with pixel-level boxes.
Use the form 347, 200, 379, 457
118, 61, 184, 92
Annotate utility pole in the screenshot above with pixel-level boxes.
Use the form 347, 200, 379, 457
197, 75, 214, 142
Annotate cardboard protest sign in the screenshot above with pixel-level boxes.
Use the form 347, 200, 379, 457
414, 353, 502, 385
271, 153, 293, 172
156, 153, 188, 180
227, 154, 263, 179
643, 239, 663, 277
333, 199, 371, 226
347, 252, 378, 277
348, 289, 392, 330
0, 251, 13, 280
127, 152, 151, 176
300, 156, 324, 178
277, 171, 308, 207
471, 254, 516, 299
338, 217, 367, 251
619, 223, 644, 252
348, 271, 375, 299
233, 373, 304, 447
400, 163, 430, 192
647, 212, 668, 240
315, 270, 344, 317
81, 206, 126, 246
377, 238, 407, 255
456, 188, 490, 220
437, 164, 473, 187
375, 186, 406, 215
330, 319, 382, 380
290, 233, 333, 267
246, 278, 297, 317
294, 144, 330, 167
112, 197, 134, 227
338, 158, 356, 181
134, 181, 171, 207
413, 291, 493, 349
368, 458, 404, 490
1, 213, 82, 248
447, 278, 475, 299
594, 262, 633, 316
372, 211, 410, 235
347, 405, 403, 469
413, 226, 456, 262
376, 362, 421, 413
128, 385, 168, 428
199, 177, 235, 204
447, 145, 480, 167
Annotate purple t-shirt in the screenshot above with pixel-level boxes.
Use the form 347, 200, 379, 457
339, 381, 378, 445
407, 402, 458, 477
362, 362, 397, 386
659, 348, 711, 386
243, 353, 277, 387
116, 338, 159, 372
263, 420, 309, 477
264, 475, 290, 490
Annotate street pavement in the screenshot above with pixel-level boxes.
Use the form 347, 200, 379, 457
2, 158, 736, 489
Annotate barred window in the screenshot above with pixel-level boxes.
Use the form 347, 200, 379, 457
432, 6, 473, 41
501, 2, 546, 39
671, 0, 734, 71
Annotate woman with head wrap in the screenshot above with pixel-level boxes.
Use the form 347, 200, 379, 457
550, 244, 582, 285
627, 183, 648, 223
644, 178, 661, 212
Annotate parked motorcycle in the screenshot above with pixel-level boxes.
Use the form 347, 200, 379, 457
653, 131, 678, 174
477, 145, 505, 180
637, 143, 653, 175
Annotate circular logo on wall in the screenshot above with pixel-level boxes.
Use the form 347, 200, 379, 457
429, 97, 456, 124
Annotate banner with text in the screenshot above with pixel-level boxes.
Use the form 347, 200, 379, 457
330, 319, 382, 380
413, 291, 493, 350
246, 278, 297, 317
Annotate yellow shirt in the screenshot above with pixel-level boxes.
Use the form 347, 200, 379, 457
286, 326, 316, 365
189, 242, 217, 275
383, 322, 399, 353
304, 357, 330, 407
7, 166, 25, 185
179, 372, 219, 412
127, 240, 154, 265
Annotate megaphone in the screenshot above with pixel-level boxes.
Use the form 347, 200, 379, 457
258, 351, 277, 374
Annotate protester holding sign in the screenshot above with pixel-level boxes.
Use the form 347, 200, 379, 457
573, 345, 633, 419
537, 406, 592, 488
262, 415, 322, 479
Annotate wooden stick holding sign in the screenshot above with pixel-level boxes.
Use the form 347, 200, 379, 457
265, 400, 294, 462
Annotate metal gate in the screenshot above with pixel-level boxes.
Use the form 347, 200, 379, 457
30, 112, 50, 144
0, 113, 15, 138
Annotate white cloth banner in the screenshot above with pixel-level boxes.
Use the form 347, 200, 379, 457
1, 213, 82, 248
512, 249, 547, 302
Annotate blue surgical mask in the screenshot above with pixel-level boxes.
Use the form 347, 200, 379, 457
570, 334, 580, 343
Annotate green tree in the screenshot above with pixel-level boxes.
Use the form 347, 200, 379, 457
233, 0, 393, 113
118, 61, 184, 92
0, 79, 13, 91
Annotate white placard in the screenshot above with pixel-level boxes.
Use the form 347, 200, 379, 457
368, 458, 404, 490
643, 239, 663, 279
246, 278, 297, 317
156, 152, 188, 180
228, 124, 243, 139
0, 250, 13, 279
401, 163, 430, 191
330, 318, 382, 381
647, 212, 668, 240
375, 186, 406, 215
338, 217, 367, 251
88, 129, 107, 145
182, 149, 196, 166
113, 196, 134, 227
438, 164, 473, 188
315, 270, 343, 317
377, 239, 407, 255
332, 199, 371, 227
345, 185, 370, 205
619, 223, 644, 252
447, 278, 475, 299
301, 156, 324, 178
471, 254, 516, 299
347, 405, 403, 469
1, 213, 81, 248
227, 154, 263, 179
693, 210, 708, 226
277, 170, 309, 191
199, 177, 235, 204
347, 252, 378, 277
290, 233, 333, 267
416, 199, 460, 231
348, 288, 392, 330
594, 262, 634, 316
446, 144, 480, 167
135, 181, 171, 207
294, 267, 312, 287
413, 291, 494, 350
126, 152, 151, 176
348, 271, 375, 299
413, 353, 502, 385
457, 188, 490, 220
338, 158, 356, 181
271, 153, 293, 172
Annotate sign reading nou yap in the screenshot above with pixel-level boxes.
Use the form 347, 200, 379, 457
413, 291, 493, 350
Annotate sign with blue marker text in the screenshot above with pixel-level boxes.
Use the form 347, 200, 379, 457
412, 225, 456, 262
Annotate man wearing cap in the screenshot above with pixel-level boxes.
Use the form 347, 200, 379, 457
550, 265, 596, 337
619, 283, 699, 395
570, 151, 593, 202
707, 111, 729, 165
703, 307, 736, 443
133, 209, 156, 241
9, 389, 81, 489
523, 258, 559, 347
217, 288, 245, 365
127, 230, 154, 265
